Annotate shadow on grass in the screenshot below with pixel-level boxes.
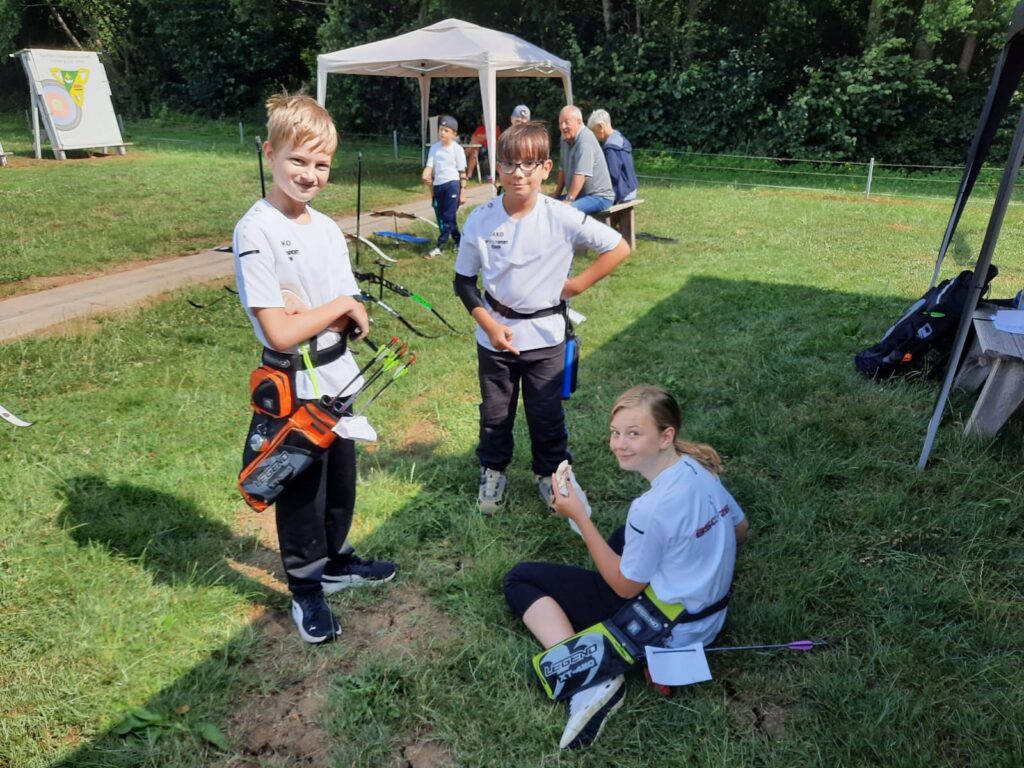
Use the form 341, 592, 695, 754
49, 275, 1024, 767
57, 475, 274, 602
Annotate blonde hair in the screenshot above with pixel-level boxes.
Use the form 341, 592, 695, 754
610, 385, 723, 476
495, 122, 550, 162
265, 92, 338, 155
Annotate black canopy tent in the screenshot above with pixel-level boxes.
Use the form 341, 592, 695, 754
918, 1, 1024, 469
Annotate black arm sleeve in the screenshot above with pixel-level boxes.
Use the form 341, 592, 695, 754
453, 272, 485, 314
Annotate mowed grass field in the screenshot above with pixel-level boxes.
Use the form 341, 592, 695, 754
0, 112, 424, 297
0, 144, 1023, 767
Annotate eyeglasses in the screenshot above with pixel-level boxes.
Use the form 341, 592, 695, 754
495, 159, 547, 175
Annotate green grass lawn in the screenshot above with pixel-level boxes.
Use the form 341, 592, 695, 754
1, 179, 1022, 767
0, 112, 425, 296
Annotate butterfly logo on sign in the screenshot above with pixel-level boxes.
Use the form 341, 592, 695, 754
40, 68, 90, 131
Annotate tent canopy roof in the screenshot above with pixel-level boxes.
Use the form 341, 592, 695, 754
316, 18, 571, 80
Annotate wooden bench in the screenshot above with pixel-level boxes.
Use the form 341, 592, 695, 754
592, 198, 644, 250
953, 304, 1024, 438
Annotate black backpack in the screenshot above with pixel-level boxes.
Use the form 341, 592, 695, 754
854, 264, 998, 378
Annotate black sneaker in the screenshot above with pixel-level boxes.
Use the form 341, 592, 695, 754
290, 593, 341, 644
322, 555, 397, 594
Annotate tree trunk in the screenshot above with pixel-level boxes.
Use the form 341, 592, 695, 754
601, 0, 613, 34
681, 0, 702, 67
959, 0, 990, 74
866, 0, 883, 48
44, 0, 84, 50
914, 37, 935, 60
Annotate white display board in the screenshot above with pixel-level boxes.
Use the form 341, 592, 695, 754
16, 48, 126, 160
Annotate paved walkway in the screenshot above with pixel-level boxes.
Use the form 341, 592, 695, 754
0, 185, 493, 342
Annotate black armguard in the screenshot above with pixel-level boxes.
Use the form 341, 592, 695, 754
453, 272, 485, 314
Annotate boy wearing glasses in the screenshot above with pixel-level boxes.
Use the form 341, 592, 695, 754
453, 122, 630, 514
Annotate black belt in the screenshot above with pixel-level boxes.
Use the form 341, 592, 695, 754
485, 292, 566, 320
261, 335, 348, 372
675, 590, 731, 624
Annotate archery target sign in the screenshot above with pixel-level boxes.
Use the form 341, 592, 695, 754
18, 49, 124, 155
41, 78, 82, 130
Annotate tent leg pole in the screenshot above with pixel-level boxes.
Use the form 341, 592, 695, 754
917, 104, 1024, 470
32, 101, 41, 160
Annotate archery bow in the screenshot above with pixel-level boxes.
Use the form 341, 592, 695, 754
0, 403, 32, 427
370, 209, 440, 230
353, 269, 461, 333
360, 291, 438, 339
187, 285, 238, 309
344, 231, 396, 264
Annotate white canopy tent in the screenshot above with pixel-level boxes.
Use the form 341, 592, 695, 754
316, 18, 573, 186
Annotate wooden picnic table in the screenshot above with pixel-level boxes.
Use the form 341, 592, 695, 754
953, 303, 1024, 438
592, 198, 645, 250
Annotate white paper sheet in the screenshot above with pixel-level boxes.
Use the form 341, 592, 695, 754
332, 415, 378, 442
993, 309, 1024, 334
567, 307, 587, 326
645, 643, 713, 686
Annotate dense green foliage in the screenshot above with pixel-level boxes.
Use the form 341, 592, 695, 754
1, 1, 1021, 162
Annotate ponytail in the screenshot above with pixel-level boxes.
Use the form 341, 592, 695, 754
674, 439, 722, 477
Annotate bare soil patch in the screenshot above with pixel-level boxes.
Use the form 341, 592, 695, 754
726, 691, 790, 740
225, 508, 456, 766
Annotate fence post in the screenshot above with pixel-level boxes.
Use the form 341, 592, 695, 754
239, 122, 244, 144
865, 157, 875, 199
393, 130, 399, 159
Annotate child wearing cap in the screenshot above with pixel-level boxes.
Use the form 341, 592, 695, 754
422, 114, 467, 259
510, 104, 531, 125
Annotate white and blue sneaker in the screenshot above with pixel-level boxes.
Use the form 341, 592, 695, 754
290, 593, 341, 644
559, 675, 626, 750
478, 468, 507, 515
322, 555, 396, 594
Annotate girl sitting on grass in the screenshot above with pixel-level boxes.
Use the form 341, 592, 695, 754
503, 385, 749, 750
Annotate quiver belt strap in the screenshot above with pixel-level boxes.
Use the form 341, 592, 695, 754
532, 586, 731, 701
484, 291, 566, 320
261, 334, 348, 372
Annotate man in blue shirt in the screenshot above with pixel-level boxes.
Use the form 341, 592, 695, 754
587, 109, 639, 205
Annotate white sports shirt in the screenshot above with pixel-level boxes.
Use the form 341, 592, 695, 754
619, 455, 746, 646
233, 199, 362, 400
426, 141, 467, 186
455, 195, 622, 352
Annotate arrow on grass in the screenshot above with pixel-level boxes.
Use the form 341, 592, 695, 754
706, 640, 828, 653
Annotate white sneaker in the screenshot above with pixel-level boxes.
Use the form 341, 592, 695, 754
477, 468, 507, 515
425, 247, 442, 260
559, 675, 625, 750
535, 473, 554, 508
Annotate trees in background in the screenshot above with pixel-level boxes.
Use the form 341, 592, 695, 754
0, 0, 1019, 163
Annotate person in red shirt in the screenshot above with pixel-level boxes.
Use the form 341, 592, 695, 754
466, 116, 502, 181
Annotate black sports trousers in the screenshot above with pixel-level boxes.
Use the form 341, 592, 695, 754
273, 432, 356, 597
503, 527, 628, 630
476, 341, 569, 476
